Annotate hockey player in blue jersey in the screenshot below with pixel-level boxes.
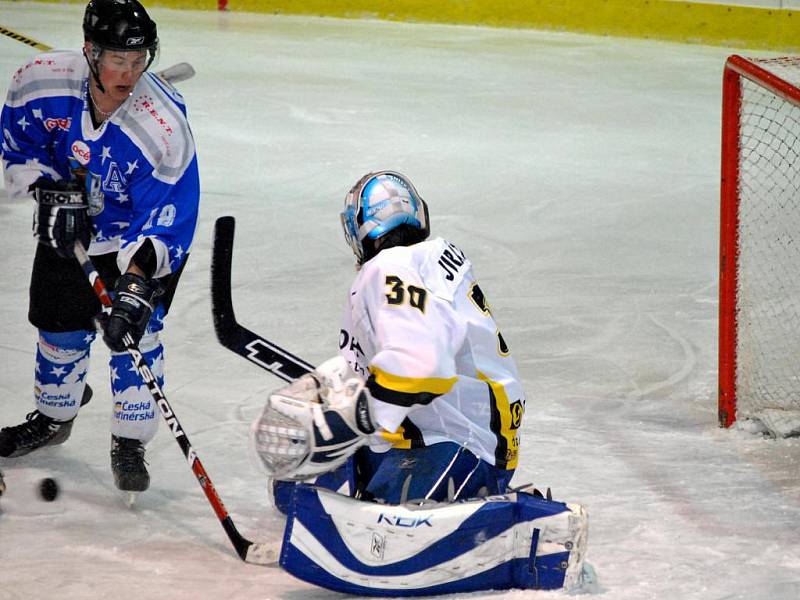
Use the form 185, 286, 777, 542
0, 0, 200, 494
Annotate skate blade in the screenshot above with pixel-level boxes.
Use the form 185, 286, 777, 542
122, 491, 139, 508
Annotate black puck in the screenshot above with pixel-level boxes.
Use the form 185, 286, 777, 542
38, 477, 59, 502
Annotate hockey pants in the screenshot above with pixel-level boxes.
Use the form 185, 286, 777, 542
274, 442, 515, 513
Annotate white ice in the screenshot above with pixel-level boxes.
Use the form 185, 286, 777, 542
1, 3, 799, 599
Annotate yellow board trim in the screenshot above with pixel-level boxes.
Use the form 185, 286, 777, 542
21, 0, 800, 52
370, 365, 457, 396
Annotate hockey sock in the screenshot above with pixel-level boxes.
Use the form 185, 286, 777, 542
35, 329, 94, 422
109, 332, 163, 443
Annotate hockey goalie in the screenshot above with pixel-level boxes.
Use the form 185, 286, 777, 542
252, 171, 590, 596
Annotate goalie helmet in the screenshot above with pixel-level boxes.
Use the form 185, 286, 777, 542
340, 171, 430, 265
83, 0, 158, 61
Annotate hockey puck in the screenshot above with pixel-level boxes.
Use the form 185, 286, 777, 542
38, 477, 59, 502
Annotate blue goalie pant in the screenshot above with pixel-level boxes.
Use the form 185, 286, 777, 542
273, 442, 515, 513
279, 484, 589, 596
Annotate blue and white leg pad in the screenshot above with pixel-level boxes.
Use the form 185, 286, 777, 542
279, 484, 589, 596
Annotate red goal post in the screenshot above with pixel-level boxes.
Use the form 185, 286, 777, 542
719, 55, 800, 437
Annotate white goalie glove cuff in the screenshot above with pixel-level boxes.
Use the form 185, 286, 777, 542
251, 356, 374, 481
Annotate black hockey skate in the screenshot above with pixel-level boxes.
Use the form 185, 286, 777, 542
0, 385, 92, 458
110, 435, 150, 494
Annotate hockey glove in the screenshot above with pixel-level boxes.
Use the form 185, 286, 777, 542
31, 178, 91, 258
102, 273, 163, 352
252, 356, 375, 481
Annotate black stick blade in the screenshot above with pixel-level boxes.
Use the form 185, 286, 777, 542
210, 216, 314, 382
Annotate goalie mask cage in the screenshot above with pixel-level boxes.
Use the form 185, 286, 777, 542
719, 55, 800, 438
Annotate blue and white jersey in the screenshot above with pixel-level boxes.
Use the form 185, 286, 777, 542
1, 50, 199, 277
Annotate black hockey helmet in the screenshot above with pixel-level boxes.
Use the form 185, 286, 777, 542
83, 0, 158, 54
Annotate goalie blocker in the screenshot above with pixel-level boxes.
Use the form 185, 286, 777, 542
280, 484, 589, 595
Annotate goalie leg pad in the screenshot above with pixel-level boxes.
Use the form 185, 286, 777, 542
279, 484, 589, 596
272, 459, 354, 515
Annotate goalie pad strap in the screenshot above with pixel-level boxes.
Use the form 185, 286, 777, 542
279, 484, 588, 596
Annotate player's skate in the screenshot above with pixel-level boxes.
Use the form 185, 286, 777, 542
111, 435, 150, 505
0, 386, 92, 458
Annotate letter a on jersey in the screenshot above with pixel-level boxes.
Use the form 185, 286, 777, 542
104, 161, 126, 193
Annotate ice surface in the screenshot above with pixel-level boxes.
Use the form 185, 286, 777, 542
1, 2, 799, 599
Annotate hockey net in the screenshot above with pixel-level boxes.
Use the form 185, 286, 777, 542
719, 55, 800, 437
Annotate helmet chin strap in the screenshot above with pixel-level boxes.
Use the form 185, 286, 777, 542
82, 47, 106, 94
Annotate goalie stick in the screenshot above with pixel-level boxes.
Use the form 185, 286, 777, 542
211, 216, 315, 382
73, 241, 277, 566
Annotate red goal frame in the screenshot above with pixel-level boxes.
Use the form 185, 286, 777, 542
718, 55, 800, 428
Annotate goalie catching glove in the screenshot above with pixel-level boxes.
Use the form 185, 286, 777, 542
252, 356, 375, 481
31, 178, 92, 258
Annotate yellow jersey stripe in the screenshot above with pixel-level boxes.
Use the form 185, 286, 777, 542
380, 429, 413, 449
370, 365, 457, 396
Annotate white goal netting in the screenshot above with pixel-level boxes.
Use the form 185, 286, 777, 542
733, 57, 800, 437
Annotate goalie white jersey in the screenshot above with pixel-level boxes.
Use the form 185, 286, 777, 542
339, 236, 526, 470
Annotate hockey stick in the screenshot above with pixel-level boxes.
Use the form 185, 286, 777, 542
0, 25, 195, 85
73, 241, 277, 565
0, 25, 50, 51
153, 62, 195, 85
211, 216, 315, 382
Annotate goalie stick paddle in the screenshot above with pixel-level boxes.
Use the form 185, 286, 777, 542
73, 241, 277, 566
211, 216, 315, 382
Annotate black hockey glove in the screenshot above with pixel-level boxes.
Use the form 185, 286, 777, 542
102, 273, 163, 353
31, 178, 91, 258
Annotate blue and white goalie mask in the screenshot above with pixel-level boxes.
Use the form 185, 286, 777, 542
340, 171, 430, 265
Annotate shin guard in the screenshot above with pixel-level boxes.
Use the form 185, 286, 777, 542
109, 332, 163, 443
35, 330, 94, 421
